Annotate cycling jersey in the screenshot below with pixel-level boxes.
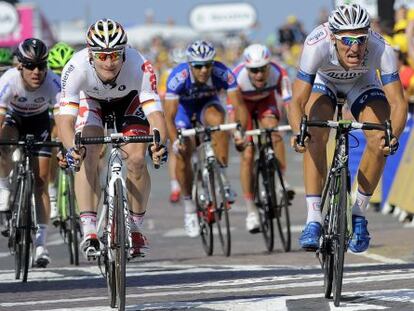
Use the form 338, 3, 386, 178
297, 23, 398, 116
298, 23, 398, 86
233, 62, 292, 104
165, 61, 238, 106
0, 68, 61, 117
59, 47, 162, 117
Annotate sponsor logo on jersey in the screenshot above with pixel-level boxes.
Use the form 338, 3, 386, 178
307, 28, 328, 45
227, 71, 235, 86
168, 69, 188, 91
34, 97, 45, 103
17, 97, 27, 102
61, 64, 75, 89
118, 85, 126, 91
326, 71, 364, 80
141, 60, 158, 93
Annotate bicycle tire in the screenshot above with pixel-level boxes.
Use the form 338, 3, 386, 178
21, 172, 33, 283
105, 256, 117, 308
12, 174, 24, 280
212, 165, 231, 257
67, 171, 80, 266
332, 168, 348, 306
254, 159, 274, 252
195, 168, 213, 256
114, 179, 126, 310
271, 159, 291, 252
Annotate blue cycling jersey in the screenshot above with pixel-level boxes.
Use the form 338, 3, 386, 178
165, 61, 237, 107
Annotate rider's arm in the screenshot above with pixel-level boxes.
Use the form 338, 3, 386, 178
164, 97, 179, 143
227, 88, 248, 129
287, 79, 313, 133
382, 80, 408, 138
146, 108, 167, 145
56, 113, 76, 150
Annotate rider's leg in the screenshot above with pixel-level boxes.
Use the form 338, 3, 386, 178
48, 123, 59, 220
168, 143, 181, 203
203, 105, 227, 165
0, 125, 18, 212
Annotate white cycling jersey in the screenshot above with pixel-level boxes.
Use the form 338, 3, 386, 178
298, 23, 398, 86
233, 62, 292, 103
59, 47, 162, 117
0, 67, 61, 117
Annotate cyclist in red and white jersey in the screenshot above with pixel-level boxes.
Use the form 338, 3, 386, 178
232, 44, 293, 233
0, 38, 61, 267
289, 4, 407, 253
57, 19, 167, 258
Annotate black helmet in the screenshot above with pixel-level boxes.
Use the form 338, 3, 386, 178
16, 38, 48, 65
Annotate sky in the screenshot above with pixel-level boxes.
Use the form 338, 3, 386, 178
20, 0, 335, 41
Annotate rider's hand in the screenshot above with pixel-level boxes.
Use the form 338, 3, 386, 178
233, 130, 246, 152
379, 134, 399, 156
291, 134, 308, 153
56, 150, 68, 169
65, 147, 85, 170
149, 143, 168, 166
172, 138, 186, 155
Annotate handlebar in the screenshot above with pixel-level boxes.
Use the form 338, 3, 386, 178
0, 134, 62, 148
178, 122, 241, 138
245, 125, 291, 136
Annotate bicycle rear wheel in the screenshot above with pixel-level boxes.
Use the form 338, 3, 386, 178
254, 160, 274, 252
194, 168, 213, 256
332, 168, 348, 306
271, 159, 291, 252
212, 165, 231, 257
114, 179, 126, 310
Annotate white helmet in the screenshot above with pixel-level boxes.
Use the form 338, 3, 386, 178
169, 48, 186, 64
186, 40, 216, 63
328, 4, 370, 33
86, 19, 127, 50
243, 44, 271, 68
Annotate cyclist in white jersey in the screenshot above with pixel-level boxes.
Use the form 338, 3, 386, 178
289, 4, 407, 253
232, 44, 293, 233
0, 38, 61, 267
57, 19, 167, 258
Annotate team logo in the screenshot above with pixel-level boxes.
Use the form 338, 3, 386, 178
17, 97, 27, 102
307, 28, 328, 46
118, 85, 126, 91
34, 97, 45, 103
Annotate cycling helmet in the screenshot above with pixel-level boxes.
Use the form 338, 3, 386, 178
0, 48, 13, 65
16, 38, 48, 64
48, 42, 75, 73
328, 4, 370, 33
243, 44, 271, 68
86, 19, 127, 51
169, 48, 186, 64
186, 40, 216, 63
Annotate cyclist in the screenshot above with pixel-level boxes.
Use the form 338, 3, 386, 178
47, 42, 75, 223
57, 19, 167, 258
232, 44, 293, 233
0, 48, 13, 77
164, 40, 247, 238
0, 38, 61, 267
289, 4, 407, 253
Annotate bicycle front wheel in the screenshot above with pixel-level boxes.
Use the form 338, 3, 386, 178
114, 179, 126, 310
66, 171, 80, 266
271, 159, 291, 252
21, 172, 33, 283
11, 174, 24, 280
332, 168, 348, 307
211, 165, 231, 257
194, 168, 213, 256
254, 160, 274, 252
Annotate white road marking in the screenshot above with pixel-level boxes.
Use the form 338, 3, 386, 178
329, 301, 388, 310
351, 252, 407, 264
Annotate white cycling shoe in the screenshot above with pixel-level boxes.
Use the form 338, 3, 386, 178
0, 188, 10, 212
34, 245, 50, 268
246, 212, 260, 234
184, 212, 200, 238
80, 233, 101, 260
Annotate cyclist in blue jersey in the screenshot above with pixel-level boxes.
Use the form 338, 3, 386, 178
289, 4, 406, 253
164, 40, 247, 238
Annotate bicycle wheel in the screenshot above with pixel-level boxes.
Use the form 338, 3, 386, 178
20, 172, 33, 283
332, 168, 348, 307
114, 179, 126, 310
211, 165, 231, 257
254, 160, 274, 252
11, 174, 24, 280
66, 171, 80, 266
271, 159, 291, 252
105, 254, 117, 308
194, 168, 213, 256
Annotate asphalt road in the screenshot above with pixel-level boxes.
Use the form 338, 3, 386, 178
0, 143, 413, 311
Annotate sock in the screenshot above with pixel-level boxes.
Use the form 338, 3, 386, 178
244, 193, 257, 215
170, 180, 180, 192
80, 212, 97, 236
130, 210, 145, 231
183, 196, 196, 213
0, 177, 9, 189
35, 224, 48, 247
352, 189, 372, 217
306, 195, 322, 224
48, 183, 57, 201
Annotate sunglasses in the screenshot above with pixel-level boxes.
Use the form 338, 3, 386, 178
191, 62, 213, 70
334, 34, 368, 46
92, 50, 124, 61
22, 62, 48, 71
248, 65, 268, 74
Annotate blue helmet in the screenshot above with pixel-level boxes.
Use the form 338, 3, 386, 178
186, 40, 216, 63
